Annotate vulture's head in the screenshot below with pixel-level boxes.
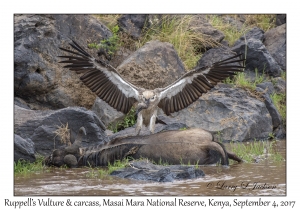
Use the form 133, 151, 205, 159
142, 90, 157, 105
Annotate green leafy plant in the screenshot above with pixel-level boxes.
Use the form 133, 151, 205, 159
216, 131, 223, 143
225, 68, 266, 92
268, 132, 275, 139
270, 93, 286, 125
108, 107, 137, 133
208, 14, 276, 46
229, 140, 284, 163
86, 158, 131, 179
208, 15, 248, 46
14, 155, 48, 176
88, 25, 120, 57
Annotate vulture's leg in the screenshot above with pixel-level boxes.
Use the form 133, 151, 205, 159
135, 112, 143, 136
149, 110, 157, 134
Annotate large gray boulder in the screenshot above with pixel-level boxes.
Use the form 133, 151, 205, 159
188, 15, 225, 46
272, 77, 286, 94
14, 134, 36, 162
256, 81, 275, 96
256, 86, 282, 130
167, 84, 273, 141
14, 105, 108, 156
264, 24, 286, 70
117, 40, 186, 90
233, 27, 264, 45
275, 14, 286, 26
222, 15, 245, 31
14, 14, 112, 110
196, 46, 237, 69
232, 38, 282, 77
111, 160, 205, 182
91, 97, 125, 126
117, 14, 148, 39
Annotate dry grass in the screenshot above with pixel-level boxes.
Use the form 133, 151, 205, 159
94, 14, 122, 31
93, 14, 277, 67
53, 122, 71, 149
243, 14, 276, 31
139, 15, 220, 69
93, 15, 220, 70
208, 14, 276, 46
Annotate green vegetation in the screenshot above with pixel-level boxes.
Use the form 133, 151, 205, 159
88, 25, 120, 57
216, 131, 223, 143
280, 71, 286, 81
108, 107, 137, 133
208, 15, 247, 46
94, 14, 276, 70
139, 15, 218, 69
86, 158, 131, 178
208, 14, 276, 46
14, 155, 49, 176
270, 93, 286, 125
225, 68, 286, 124
96, 15, 220, 69
224, 68, 265, 92
229, 140, 284, 164
243, 14, 276, 31
96, 15, 121, 31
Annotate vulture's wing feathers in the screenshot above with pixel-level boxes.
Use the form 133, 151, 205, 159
157, 54, 245, 115
59, 40, 139, 114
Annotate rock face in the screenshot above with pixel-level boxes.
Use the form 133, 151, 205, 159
117, 14, 148, 39
232, 38, 282, 77
91, 97, 125, 126
111, 160, 205, 182
196, 46, 237, 69
14, 134, 36, 162
256, 86, 282, 129
14, 14, 112, 110
14, 105, 108, 156
256, 82, 275, 96
117, 40, 186, 90
222, 16, 244, 31
233, 27, 264, 45
168, 85, 273, 141
275, 14, 286, 26
264, 24, 286, 70
272, 77, 286, 94
189, 15, 225, 45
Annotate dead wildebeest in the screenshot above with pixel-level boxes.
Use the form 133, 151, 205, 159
76, 128, 242, 167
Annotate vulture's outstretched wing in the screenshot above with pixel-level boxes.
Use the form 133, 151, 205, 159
59, 40, 140, 114
157, 54, 245, 115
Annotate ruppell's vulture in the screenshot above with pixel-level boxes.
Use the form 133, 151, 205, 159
59, 40, 245, 134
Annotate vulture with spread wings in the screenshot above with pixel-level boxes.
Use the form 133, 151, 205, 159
59, 40, 245, 135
